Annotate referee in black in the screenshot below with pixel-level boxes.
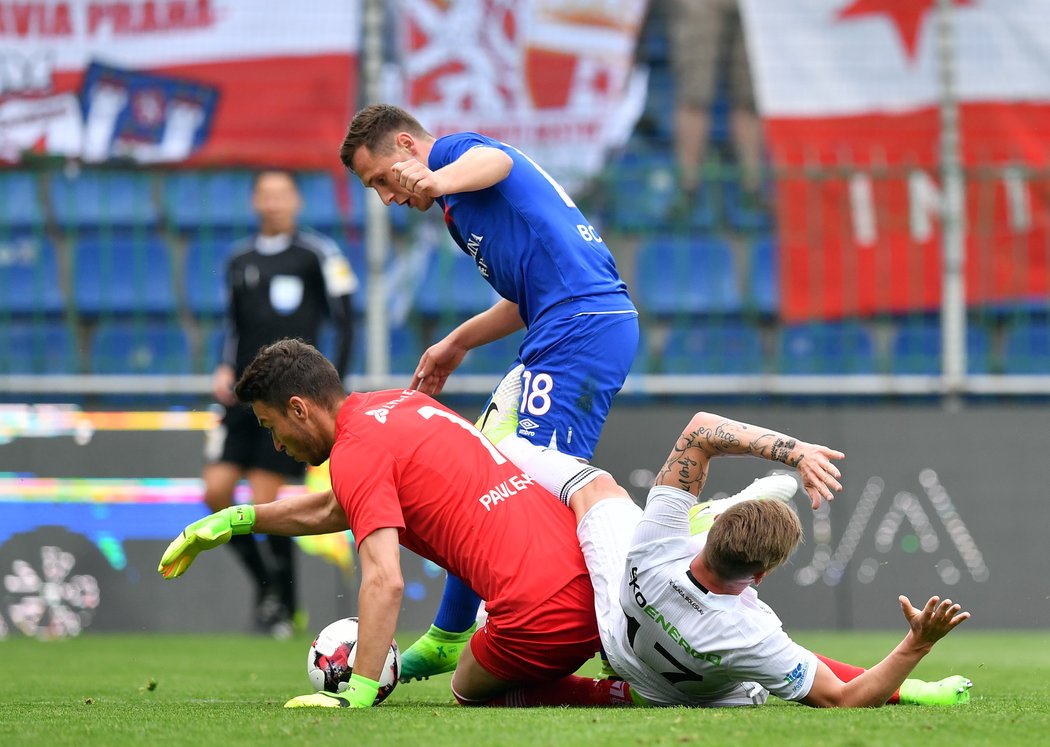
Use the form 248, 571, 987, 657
202, 169, 356, 638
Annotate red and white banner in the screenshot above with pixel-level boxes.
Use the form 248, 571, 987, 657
397, 0, 649, 188
743, 0, 1050, 320
0, 0, 358, 168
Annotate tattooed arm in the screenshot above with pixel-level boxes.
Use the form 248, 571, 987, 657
653, 412, 845, 509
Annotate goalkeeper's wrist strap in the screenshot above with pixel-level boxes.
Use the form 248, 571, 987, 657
223, 505, 256, 535
345, 673, 380, 708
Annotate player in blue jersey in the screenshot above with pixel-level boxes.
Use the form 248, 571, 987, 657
340, 104, 639, 680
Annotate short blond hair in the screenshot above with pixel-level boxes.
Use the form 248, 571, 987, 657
703, 500, 802, 580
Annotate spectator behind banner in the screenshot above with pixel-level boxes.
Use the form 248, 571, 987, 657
202, 169, 357, 638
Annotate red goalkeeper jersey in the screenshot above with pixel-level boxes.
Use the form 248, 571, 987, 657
329, 389, 590, 627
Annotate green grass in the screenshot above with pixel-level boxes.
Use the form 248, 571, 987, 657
1, 631, 1047, 747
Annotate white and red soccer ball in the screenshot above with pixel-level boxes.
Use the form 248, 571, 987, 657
307, 616, 400, 705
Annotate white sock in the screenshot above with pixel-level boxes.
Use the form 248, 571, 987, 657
496, 433, 607, 506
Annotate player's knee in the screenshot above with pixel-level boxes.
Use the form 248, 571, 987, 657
570, 473, 631, 521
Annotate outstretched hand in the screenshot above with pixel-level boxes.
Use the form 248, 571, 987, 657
157, 506, 255, 579
793, 442, 845, 509
899, 595, 971, 647
411, 337, 469, 395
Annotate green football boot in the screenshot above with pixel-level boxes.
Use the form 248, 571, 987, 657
689, 474, 798, 535
399, 623, 478, 682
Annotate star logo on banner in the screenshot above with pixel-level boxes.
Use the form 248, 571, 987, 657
837, 0, 973, 60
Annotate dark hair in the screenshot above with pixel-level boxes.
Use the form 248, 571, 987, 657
339, 104, 430, 171
704, 500, 802, 579
252, 168, 299, 192
235, 338, 346, 411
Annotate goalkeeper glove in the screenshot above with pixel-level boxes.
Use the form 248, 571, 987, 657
157, 505, 255, 579
284, 674, 381, 709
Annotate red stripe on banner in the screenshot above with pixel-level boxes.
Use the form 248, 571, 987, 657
162, 54, 355, 170
767, 102, 1050, 321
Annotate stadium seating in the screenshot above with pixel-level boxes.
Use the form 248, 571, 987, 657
633, 234, 742, 317
746, 234, 778, 317
890, 318, 992, 375
658, 319, 765, 374
413, 249, 499, 319
1002, 316, 1050, 374
161, 170, 256, 229
0, 319, 79, 375
722, 178, 773, 233
73, 235, 177, 316
456, 330, 525, 375
298, 172, 342, 229
0, 234, 64, 316
50, 170, 158, 228
0, 171, 45, 228
183, 232, 236, 317
603, 150, 716, 231
778, 322, 877, 375
89, 320, 192, 375
317, 320, 421, 376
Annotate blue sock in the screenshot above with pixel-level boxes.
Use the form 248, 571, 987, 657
432, 574, 481, 634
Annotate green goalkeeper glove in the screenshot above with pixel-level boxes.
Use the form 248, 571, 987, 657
284, 674, 381, 709
157, 505, 256, 579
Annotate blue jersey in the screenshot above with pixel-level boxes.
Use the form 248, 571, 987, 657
430, 132, 635, 332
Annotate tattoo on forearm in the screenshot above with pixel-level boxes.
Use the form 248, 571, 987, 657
655, 429, 708, 493
713, 423, 741, 451
770, 437, 797, 464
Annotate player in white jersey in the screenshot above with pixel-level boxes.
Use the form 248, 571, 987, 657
573, 411, 973, 708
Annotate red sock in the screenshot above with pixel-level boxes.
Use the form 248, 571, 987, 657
484, 675, 635, 707
815, 653, 900, 704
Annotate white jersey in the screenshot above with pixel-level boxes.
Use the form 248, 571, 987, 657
578, 487, 818, 707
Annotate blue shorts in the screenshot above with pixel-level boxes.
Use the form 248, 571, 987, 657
505, 311, 638, 460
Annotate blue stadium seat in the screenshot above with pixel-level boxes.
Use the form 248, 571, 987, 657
49, 170, 158, 227
604, 151, 715, 231
633, 235, 742, 317
0, 234, 64, 316
162, 171, 256, 229
0, 320, 79, 374
778, 322, 877, 374
184, 233, 236, 317
0, 171, 45, 227
73, 235, 177, 316
298, 172, 342, 228
722, 177, 773, 232
747, 234, 778, 316
90, 320, 191, 374
413, 249, 498, 319
891, 318, 992, 374
318, 321, 421, 376
457, 330, 525, 375
659, 320, 764, 374
1003, 317, 1050, 374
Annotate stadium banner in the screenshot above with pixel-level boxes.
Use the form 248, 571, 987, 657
396, 0, 649, 187
742, 0, 1050, 321
0, 0, 359, 168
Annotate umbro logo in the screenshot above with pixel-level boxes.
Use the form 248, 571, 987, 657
519, 418, 539, 430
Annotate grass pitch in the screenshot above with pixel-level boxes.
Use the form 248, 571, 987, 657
1, 630, 1047, 747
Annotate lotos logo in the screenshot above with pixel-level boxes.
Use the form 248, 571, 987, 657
365, 409, 389, 424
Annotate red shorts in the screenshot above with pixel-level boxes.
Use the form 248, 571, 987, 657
469, 573, 601, 683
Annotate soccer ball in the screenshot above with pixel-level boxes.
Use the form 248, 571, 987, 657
307, 616, 400, 704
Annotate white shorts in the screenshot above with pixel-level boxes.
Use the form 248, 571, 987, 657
576, 499, 770, 708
